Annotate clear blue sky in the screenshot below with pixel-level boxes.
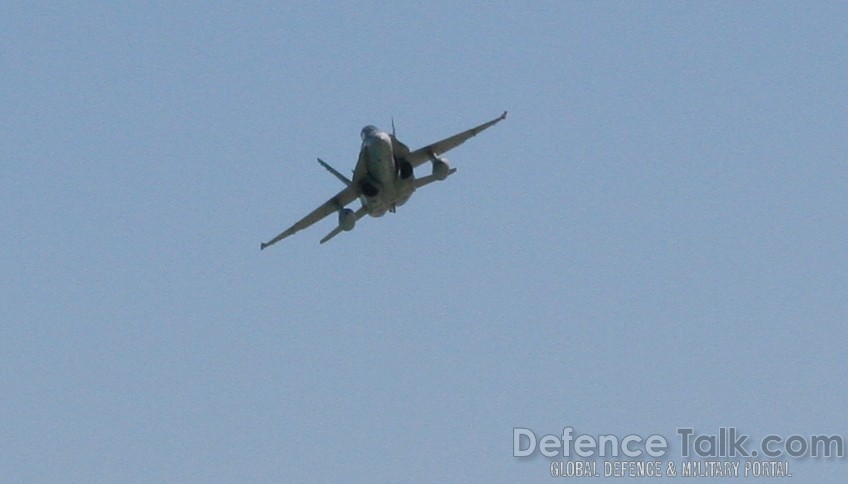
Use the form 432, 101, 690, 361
2, 2, 846, 482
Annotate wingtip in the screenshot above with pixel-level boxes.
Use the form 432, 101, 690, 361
260, 242, 267, 250
500, 110, 508, 120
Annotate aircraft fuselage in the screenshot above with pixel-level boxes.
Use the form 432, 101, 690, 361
359, 128, 414, 217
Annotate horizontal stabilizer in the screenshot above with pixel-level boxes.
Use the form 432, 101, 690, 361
317, 158, 352, 186
414, 168, 457, 189
319, 225, 344, 244
319, 205, 368, 244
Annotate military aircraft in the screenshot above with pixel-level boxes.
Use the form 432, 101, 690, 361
260, 111, 507, 248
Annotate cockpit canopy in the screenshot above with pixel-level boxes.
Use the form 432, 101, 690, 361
360, 125, 379, 141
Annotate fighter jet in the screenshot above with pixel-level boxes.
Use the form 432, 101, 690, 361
260, 111, 507, 248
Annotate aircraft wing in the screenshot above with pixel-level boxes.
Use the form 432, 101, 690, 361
260, 185, 359, 250
403, 111, 507, 168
